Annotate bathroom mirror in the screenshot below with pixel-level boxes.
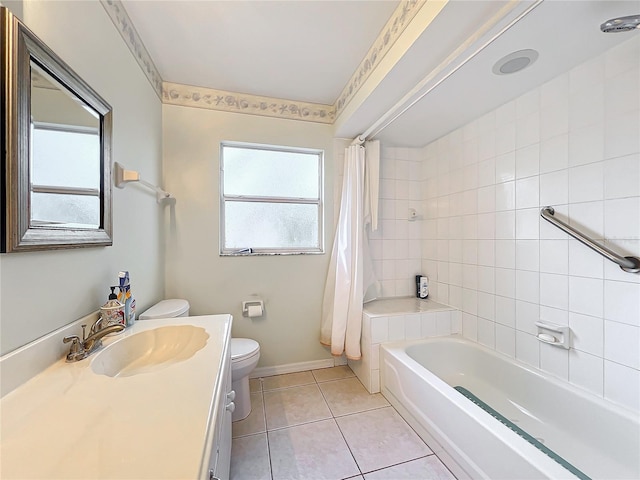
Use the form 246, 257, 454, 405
1, 7, 113, 252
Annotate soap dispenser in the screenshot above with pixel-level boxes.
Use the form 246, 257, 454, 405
100, 287, 125, 327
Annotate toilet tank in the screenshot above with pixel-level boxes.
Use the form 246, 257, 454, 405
139, 299, 190, 320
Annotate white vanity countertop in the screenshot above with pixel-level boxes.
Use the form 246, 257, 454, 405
0, 314, 232, 479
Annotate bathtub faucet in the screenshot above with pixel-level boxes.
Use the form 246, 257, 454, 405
62, 319, 124, 362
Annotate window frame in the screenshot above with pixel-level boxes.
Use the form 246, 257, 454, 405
219, 141, 324, 256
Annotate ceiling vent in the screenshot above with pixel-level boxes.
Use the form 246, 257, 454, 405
492, 49, 539, 75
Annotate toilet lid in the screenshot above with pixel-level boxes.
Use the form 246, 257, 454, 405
139, 299, 190, 320
231, 338, 260, 361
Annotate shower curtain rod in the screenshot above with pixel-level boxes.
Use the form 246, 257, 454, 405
351, 0, 543, 146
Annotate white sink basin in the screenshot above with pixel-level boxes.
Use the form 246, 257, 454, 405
91, 325, 209, 377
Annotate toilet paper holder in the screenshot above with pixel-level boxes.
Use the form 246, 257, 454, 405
242, 300, 264, 317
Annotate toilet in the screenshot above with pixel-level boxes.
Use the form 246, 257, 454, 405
138, 299, 260, 422
138, 299, 191, 320
228, 337, 260, 421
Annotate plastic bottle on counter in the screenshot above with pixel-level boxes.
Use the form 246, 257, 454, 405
415, 274, 429, 299
117, 271, 136, 327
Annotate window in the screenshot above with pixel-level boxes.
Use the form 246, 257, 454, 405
30, 122, 101, 228
220, 142, 323, 254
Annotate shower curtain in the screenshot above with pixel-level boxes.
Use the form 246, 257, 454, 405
320, 140, 380, 360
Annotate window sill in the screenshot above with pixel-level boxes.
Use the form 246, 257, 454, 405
219, 250, 324, 257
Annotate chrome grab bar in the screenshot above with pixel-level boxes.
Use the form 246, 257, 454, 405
540, 206, 640, 274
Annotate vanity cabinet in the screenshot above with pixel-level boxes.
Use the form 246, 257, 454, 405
1, 315, 234, 479
206, 338, 234, 480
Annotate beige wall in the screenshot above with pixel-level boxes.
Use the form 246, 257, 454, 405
0, 1, 164, 355
163, 105, 336, 367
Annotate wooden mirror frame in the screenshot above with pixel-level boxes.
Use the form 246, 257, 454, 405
1, 7, 113, 252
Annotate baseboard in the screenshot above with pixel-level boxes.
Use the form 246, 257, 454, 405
251, 356, 347, 378
334, 355, 348, 366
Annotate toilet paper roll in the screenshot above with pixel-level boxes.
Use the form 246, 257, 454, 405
247, 305, 263, 317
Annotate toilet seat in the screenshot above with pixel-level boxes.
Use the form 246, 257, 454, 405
231, 338, 260, 362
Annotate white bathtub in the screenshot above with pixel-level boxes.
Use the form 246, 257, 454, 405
380, 336, 640, 480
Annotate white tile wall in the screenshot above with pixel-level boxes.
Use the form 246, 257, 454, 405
415, 36, 640, 412
352, 307, 459, 393
359, 38, 639, 411
370, 147, 424, 297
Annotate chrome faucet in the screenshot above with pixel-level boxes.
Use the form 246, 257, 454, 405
63, 319, 125, 362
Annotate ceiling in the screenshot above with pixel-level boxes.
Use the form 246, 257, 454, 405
121, 0, 640, 147
122, 0, 399, 105
373, 0, 640, 146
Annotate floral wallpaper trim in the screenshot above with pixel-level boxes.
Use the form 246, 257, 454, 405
99, 0, 335, 124
100, 0, 419, 124
100, 0, 163, 99
163, 82, 336, 124
334, 0, 424, 117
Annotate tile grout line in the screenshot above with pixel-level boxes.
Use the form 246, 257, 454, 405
262, 371, 342, 478
261, 381, 316, 393
260, 371, 357, 392
258, 379, 275, 480
245, 367, 458, 479
325, 369, 458, 478
358, 454, 432, 476
315, 371, 365, 479
261, 382, 391, 431
264, 415, 335, 434
333, 404, 439, 477
337, 403, 393, 417
380, 393, 459, 479
333, 418, 365, 479
261, 372, 338, 433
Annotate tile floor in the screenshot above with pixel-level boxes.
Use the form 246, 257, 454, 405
230, 366, 457, 480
